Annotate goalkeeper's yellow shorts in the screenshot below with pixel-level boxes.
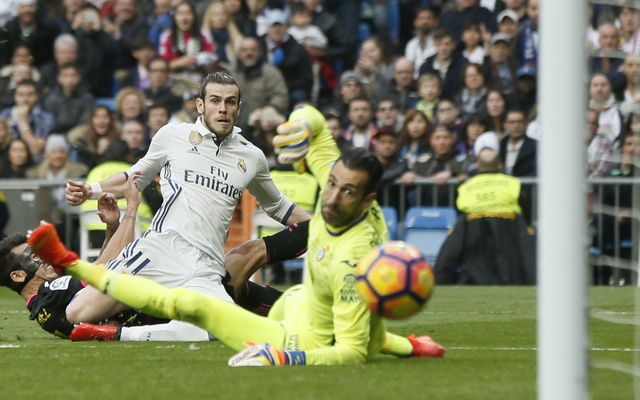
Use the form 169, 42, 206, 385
268, 284, 317, 351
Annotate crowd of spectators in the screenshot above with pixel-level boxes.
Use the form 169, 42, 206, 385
0, 0, 637, 216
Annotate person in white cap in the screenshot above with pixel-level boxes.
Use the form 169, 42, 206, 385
496, 9, 518, 39
485, 32, 516, 94
501, 0, 527, 24
473, 130, 500, 156
27, 134, 87, 180
27, 134, 88, 206
0, 0, 20, 28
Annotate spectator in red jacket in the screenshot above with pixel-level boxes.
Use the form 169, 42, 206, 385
159, 1, 214, 73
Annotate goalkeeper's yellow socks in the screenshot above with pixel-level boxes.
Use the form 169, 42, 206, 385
381, 332, 414, 357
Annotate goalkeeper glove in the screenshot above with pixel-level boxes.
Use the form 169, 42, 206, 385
273, 120, 311, 164
228, 342, 306, 367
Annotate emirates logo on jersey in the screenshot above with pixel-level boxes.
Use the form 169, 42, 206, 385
237, 158, 247, 173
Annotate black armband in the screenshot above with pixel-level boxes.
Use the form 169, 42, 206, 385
262, 220, 310, 264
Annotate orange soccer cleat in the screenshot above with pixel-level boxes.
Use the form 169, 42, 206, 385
407, 334, 446, 358
27, 222, 79, 273
71, 323, 121, 342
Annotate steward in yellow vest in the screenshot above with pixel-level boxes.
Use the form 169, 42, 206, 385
435, 149, 536, 285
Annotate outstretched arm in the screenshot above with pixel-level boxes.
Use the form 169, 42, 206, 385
66, 125, 172, 206
275, 105, 341, 189
66, 173, 128, 206
94, 172, 142, 265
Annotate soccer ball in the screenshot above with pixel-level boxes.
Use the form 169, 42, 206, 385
356, 241, 435, 319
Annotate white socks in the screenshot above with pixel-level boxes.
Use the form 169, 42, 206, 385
119, 320, 212, 341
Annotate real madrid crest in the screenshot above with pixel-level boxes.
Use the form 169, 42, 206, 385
316, 246, 329, 261
237, 158, 247, 173
189, 131, 203, 146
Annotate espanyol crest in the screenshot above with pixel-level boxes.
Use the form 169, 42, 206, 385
316, 246, 329, 261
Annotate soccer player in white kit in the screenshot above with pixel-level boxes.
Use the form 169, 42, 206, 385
64, 73, 310, 330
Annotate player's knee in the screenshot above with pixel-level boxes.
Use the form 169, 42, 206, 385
65, 301, 84, 324
66, 291, 126, 324
66, 299, 109, 324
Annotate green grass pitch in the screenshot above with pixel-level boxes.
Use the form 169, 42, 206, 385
0, 286, 634, 399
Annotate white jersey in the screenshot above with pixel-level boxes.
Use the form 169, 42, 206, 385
127, 117, 294, 267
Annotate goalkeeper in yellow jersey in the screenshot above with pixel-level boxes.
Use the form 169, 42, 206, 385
28, 105, 444, 366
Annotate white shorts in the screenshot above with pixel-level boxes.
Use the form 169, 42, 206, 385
104, 230, 233, 303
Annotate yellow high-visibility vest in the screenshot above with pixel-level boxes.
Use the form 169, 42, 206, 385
456, 173, 522, 215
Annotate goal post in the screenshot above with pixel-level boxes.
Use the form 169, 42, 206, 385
537, 0, 590, 398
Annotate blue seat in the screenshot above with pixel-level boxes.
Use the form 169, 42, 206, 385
358, 22, 371, 42
283, 259, 304, 285
283, 260, 304, 270
380, 206, 398, 240
112, 74, 120, 97
95, 98, 116, 111
403, 230, 450, 266
404, 207, 457, 230
403, 207, 457, 266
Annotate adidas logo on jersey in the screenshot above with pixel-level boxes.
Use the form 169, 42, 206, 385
187, 146, 200, 155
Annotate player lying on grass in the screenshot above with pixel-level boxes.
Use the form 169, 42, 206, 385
0, 173, 305, 340
0, 173, 145, 338
29, 105, 445, 365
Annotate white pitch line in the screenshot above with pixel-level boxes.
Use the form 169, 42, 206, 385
449, 347, 640, 352
0, 344, 20, 348
421, 311, 520, 315
592, 361, 640, 377
593, 311, 637, 315
420, 310, 636, 315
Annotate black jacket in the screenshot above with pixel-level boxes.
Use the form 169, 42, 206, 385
312, 10, 352, 62
418, 52, 468, 99
506, 88, 537, 118
5, 13, 60, 66
439, 5, 496, 43
499, 136, 537, 177
435, 213, 536, 285
75, 29, 120, 98
42, 85, 95, 133
144, 85, 182, 113
260, 36, 314, 94
99, 140, 147, 165
110, 15, 149, 69
120, 68, 142, 90
373, 80, 421, 114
